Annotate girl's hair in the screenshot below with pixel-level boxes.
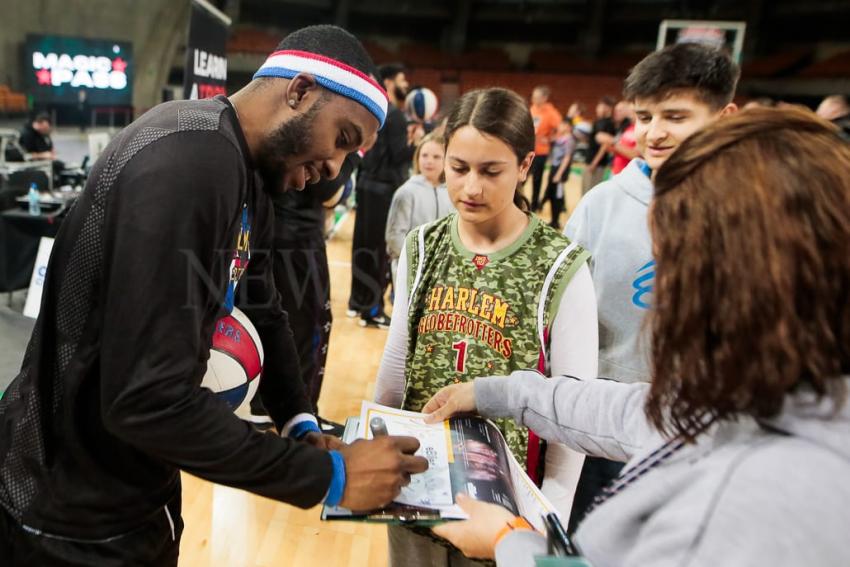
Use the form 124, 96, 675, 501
444, 88, 533, 211
412, 132, 446, 183
647, 106, 850, 440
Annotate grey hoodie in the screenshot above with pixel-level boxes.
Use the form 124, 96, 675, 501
476, 371, 850, 567
385, 174, 454, 261
564, 159, 654, 383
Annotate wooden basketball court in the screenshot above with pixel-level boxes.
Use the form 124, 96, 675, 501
178, 172, 585, 566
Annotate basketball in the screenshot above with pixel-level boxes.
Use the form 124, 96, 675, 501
201, 307, 264, 418
405, 87, 439, 122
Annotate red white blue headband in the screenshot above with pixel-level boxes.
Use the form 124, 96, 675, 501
254, 50, 388, 128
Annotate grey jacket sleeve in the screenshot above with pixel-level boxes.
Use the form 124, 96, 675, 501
562, 196, 595, 274
495, 530, 548, 567
475, 371, 655, 462
385, 188, 414, 260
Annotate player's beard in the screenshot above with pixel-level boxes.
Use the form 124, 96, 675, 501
255, 97, 325, 194
393, 83, 407, 104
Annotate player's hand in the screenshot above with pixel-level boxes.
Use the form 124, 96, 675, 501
422, 382, 476, 424
552, 173, 562, 183
432, 494, 518, 559
302, 431, 345, 451
338, 436, 428, 511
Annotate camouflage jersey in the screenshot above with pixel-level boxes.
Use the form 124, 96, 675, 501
402, 213, 589, 466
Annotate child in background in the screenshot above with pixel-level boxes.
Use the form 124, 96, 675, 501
385, 133, 454, 284
542, 120, 576, 229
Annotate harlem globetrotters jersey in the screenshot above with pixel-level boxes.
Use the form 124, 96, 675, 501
402, 213, 589, 466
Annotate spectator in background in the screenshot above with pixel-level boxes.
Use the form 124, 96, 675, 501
19, 113, 56, 161
598, 100, 639, 175
77, 90, 89, 133
542, 120, 576, 229
816, 94, 850, 140
571, 121, 592, 165
581, 96, 616, 195
529, 85, 562, 212
19, 112, 66, 185
566, 101, 589, 127
348, 63, 420, 328
743, 96, 775, 110
266, 152, 363, 436
385, 132, 453, 285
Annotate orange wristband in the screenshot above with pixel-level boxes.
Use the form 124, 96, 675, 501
493, 516, 534, 548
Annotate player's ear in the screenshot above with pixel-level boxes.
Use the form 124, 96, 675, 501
285, 73, 319, 110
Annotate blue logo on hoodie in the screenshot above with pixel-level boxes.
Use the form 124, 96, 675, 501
632, 260, 655, 309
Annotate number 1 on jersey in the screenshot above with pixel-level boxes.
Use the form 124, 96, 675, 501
452, 340, 468, 373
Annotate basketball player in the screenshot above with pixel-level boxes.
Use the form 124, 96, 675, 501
563, 42, 739, 533
0, 25, 427, 565
348, 63, 418, 328
374, 88, 598, 567
267, 150, 362, 433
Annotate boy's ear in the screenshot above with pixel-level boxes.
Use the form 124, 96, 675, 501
720, 102, 738, 116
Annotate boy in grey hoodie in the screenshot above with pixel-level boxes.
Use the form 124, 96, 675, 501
563, 43, 739, 528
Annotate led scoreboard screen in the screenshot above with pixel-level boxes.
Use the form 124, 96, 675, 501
25, 34, 133, 105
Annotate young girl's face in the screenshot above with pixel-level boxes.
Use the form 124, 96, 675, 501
418, 140, 445, 185
445, 125, 532, 225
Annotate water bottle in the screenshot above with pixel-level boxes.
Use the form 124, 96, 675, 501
28, 183, 41, 216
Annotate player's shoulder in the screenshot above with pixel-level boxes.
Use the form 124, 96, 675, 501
117, 99, 244, 170
125, 98, 238, 147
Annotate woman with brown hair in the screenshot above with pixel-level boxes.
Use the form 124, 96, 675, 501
421, 107, 850, 566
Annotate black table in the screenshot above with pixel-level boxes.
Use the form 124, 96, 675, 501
0, 208, 63, 292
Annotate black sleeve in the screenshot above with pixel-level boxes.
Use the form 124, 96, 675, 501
238, 190, 312, 428
383, 109, 416, 168
98, 131, 332, 508
18, 127, 37, 153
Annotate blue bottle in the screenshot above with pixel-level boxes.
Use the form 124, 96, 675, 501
28, 183, 41, 216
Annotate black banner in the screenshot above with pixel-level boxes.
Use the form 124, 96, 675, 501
183, 0, 230, 100
25, 34, 133, 105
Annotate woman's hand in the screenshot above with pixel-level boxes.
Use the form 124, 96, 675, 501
432, 494, 518, 559
422, 382, 476, 424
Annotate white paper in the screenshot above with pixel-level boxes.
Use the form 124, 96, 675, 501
358, 402, 456, 511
